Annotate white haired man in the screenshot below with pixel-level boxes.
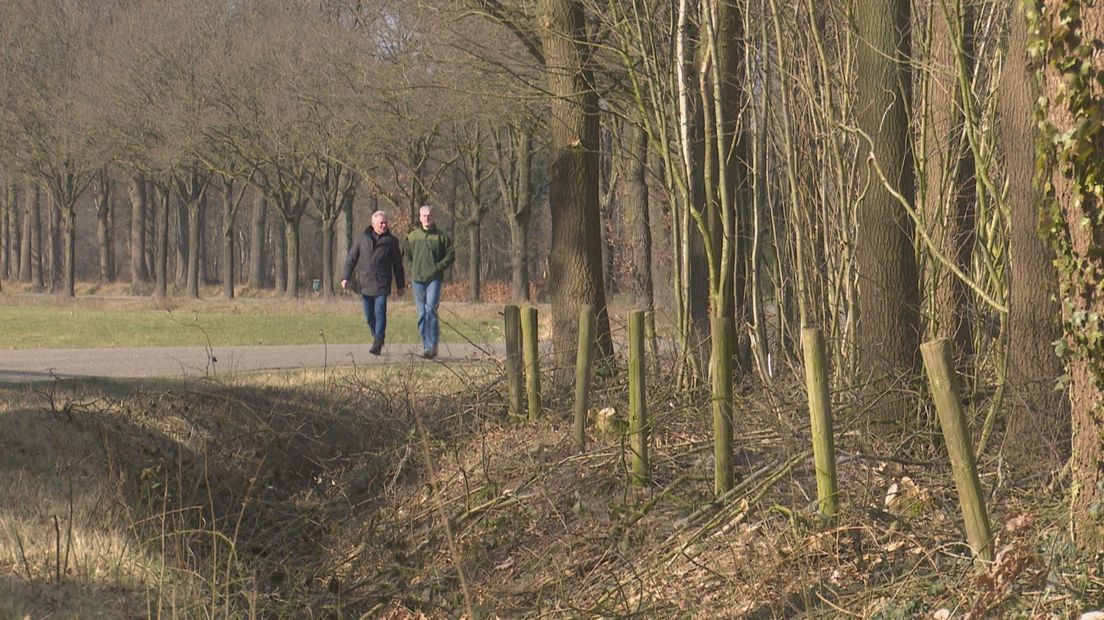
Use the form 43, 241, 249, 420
342, 210, 405, 355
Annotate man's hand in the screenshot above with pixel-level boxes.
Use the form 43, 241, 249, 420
340, 279, 349, 289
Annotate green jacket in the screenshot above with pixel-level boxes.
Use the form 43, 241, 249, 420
403, 225, 455, 282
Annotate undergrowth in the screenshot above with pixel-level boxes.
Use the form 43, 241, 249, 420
0, 354, 1101, 618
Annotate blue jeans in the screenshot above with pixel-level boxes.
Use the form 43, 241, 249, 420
413, 280, 442, 350
360, 294, 388, 341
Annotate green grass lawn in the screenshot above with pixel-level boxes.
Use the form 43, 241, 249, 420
0, 298, 505, 349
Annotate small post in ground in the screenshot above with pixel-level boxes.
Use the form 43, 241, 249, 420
921, 338, 994, 563
521, 305, 542, 420
504, 304, 523, 419
573, 304, 596, 451
628, 310, 649, 485
802, 327, 838, 520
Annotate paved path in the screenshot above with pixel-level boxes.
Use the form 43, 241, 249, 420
0, 342, 504, 383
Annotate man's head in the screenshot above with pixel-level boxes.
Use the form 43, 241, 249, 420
371, 210, 389, 235
419, 205, 435, 230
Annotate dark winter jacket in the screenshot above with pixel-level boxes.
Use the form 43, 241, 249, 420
342, 228, 405, 296
403, 225, 455, 282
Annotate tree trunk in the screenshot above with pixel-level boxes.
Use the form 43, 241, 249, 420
20, 181, 34, 284
924, 0, 976, 364
273, 216, 287, 294
145, 178, 156, 280
222, 182, 237, 300
1037, 0, 1103, 549
46, 196, 61, 293
186, 197, 203, 299
62, 205, 76, 297
468, 215, 481, 302
510, 130, 533, 303
249, 193, 267, 290
96, 172, 113, 284
175, 201, 189, 286
8, 184, 20, 280
321, 216, 336, 299
1, 183, 11, 280
155, 184, 170, 298
854, 0, 920, 424
540, 0, 613, 380
127, 174, 149, 289
285, 218, 300, 299
624, 119, 654, 314
1000, 2, 1067, 473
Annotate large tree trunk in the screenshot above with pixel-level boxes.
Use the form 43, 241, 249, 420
222, 182, 237, 300
539, 0, 613, 379
468, 215, 482, 302
924, 0, 976, 364
185, 197, 203, 299
7, 184, 21, 280
853, 0, 920, 424
1, 183, 11, 280
510, 130, 532, 303
62, 205, 76, 297
1000, 2, 1067, 474
155, 184, 170, 298
273, 217, 287, 295
1038, 0, 1103, 549
249, 193, 267, 290
96, 171, 113, 284
175, 201, 189, 286
46, 196, 61, 293
20, 181, 34, 285
127, 173, 149, 290
285, 218, 300, 299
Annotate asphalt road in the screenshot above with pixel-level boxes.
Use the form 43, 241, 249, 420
0, 341, 503, 383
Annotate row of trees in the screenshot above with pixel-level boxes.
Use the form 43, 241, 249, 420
1, 0, 1101, 546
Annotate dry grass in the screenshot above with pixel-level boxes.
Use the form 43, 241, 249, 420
0, 351, 1100, 618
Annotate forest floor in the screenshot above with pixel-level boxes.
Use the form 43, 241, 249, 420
1, 347, 1102, 619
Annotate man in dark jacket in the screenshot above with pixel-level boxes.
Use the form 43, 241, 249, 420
403, 205, 454, 358
342, 210, 405, 355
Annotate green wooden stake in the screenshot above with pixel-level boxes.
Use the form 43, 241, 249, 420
711, 316, 734, 495
628, 310, 649, 485
921, 339, 994, 563
521, 305, 542, 420
802, 327, 838, 520
573, 305, 596, 451
504, 304, 523, 419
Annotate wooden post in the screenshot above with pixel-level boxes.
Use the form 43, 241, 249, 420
504, 304, 523, 419
802, 327, 839, 519
521, 305, 542, 420
628, 310, 649, 485
573, 305, 596, 451
921, 339, 994, 563
711, 316, 734, 495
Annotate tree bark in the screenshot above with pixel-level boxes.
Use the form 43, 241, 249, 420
20, 181, 35, 285
154, 183, 170, 298
46, 195, 61, 293
624, 119, 654, 315
468, 214, 482, 302
1, 183, 11, 280
539, 0, 613, 379
249, 193, 267, 290
273, 215, 287, 295
7, 184, 20, 280
128, 173, 148, 290
854, 0, 920, 423
1038, 0, 1103, 549
924, 0, 976, 363
95, 170, 113, 284
1000, 2, 1067, 473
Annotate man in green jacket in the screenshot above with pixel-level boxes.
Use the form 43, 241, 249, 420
404, 205, 455, 358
